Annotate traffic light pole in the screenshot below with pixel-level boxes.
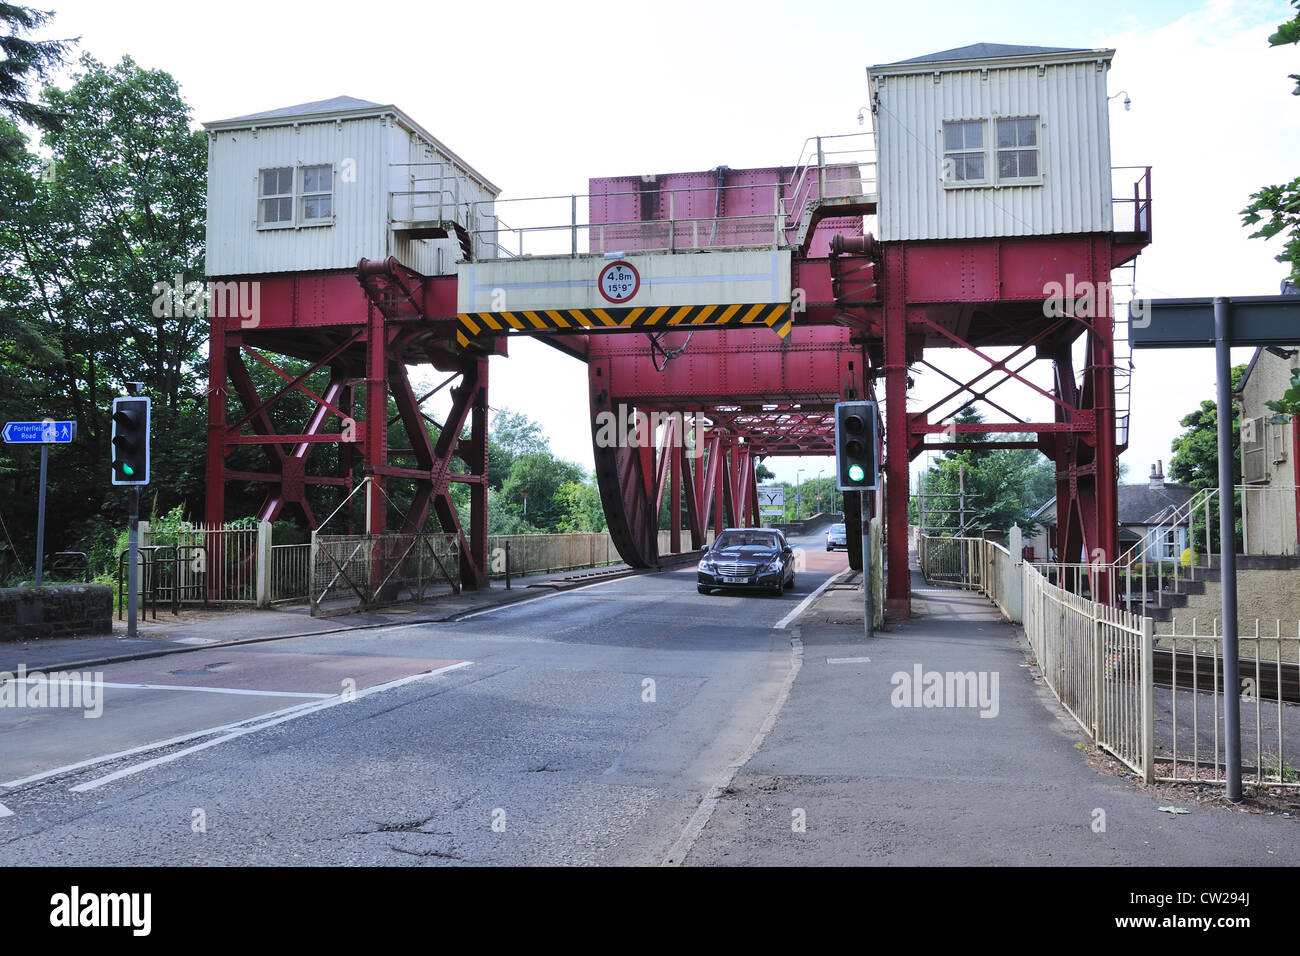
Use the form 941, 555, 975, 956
127, 487, 139, 639
861, 492, 872, 638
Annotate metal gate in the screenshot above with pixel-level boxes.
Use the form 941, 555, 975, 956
309, 533, 460, 617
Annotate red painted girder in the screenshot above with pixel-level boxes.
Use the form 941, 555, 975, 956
589, 325, 861, 404
226, 434, 360, 445
921, 442, 1041, 452
909, 420, 1093, 434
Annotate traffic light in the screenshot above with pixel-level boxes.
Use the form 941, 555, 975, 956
835, 400, 877, 491
111, 396, 151, 485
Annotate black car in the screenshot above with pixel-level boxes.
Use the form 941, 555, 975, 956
697, 528, 795, 596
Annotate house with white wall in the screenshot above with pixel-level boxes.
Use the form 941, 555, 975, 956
1235, 344, 1300, 556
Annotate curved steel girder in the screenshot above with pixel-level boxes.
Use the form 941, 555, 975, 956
590, 363, 659, 569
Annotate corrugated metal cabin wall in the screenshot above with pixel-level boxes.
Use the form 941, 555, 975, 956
876, 59, 1113, 241
385, 120, 497, 273
205, 116, 387, 276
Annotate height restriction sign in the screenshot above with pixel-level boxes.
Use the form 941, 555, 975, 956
598, 260, 640, 303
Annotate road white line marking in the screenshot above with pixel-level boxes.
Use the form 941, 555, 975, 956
453, 594, 553, 621
1, 699, 325, 790
827, 656, 872, 664
774, 569, 850, 630
662, 631, 804, 867
1, 662, 472, 792
172, 638, 217, 645
69, 661, 473, 793
0, 801, 12, 818
7, 677, 334, 700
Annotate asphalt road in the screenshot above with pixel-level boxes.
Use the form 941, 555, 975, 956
0, 532, 845, 865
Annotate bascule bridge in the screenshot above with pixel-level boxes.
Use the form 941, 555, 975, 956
202, 42, 1150, 614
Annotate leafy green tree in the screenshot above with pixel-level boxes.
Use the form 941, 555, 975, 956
943, 405, 990, 460
498, 451, 584, 532
0, 4, 75, 161
1168, 364, 1247, 490
488, 408, 548, 488
912, 408, 1054, 534
1168, 364, 1247, 552
555, 480, 606, 533
0, 55, 206, 568
1240, 1, 1300, 284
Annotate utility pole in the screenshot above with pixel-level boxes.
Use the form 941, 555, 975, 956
1213, 297, 1241, 802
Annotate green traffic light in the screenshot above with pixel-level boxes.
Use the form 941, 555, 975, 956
122, 463, 134, 476
848, 464, 865, 482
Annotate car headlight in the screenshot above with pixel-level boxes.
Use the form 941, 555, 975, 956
766, 557, 783, 571
698, 559, 715, 572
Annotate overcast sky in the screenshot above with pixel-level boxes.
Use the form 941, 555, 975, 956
32, 0, 1300, 495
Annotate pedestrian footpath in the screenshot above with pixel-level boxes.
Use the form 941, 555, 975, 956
686, 566, 1298, 865
0, 560, 660, 674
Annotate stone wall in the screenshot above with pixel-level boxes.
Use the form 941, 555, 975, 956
0, 584, 113, 642
1164, 567, 1300, 635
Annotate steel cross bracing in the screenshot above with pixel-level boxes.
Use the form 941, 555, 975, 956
205, 267, 492, 588
203, 155, 1149, 613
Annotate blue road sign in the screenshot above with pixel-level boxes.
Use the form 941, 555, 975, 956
3, 420, 76, 444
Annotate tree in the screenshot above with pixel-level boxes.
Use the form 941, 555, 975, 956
912, 408, 1054, 534
0, 55, 207, 567
1240, 1, 1300, 284
498, 452, 584, 532
0, 4, 75, 161
488, 408, 549, 489
942, 404, 990, 460
1168, 364, 1247, 552
555, 480, 606, 533
1168, 364, 1247, 490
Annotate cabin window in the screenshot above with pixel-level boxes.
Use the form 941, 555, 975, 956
942, 121, 986, 184
258, 164, 334, 229
300, 164, 333, 223
259, 167, 294, 227
996, 117, 1041, 183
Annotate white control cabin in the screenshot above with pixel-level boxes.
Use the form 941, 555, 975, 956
204, 95, 499, 278
868, 43, 1117, 242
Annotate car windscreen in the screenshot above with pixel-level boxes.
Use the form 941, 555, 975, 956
830, 524, 846, 534
713, 532, 779, 551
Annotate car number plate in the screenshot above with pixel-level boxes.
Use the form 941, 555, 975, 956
722, 575, 747, 584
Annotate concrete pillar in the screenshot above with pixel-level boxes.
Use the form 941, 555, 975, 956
255, 520, 272, 608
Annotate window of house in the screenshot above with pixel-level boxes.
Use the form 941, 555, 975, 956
259, 167, 294, 227
1159, 529, 1179, 560
942, 120, 986, 184
258, 164, 334, 229
300, 164, 333, 223
996, 117, 1040, 183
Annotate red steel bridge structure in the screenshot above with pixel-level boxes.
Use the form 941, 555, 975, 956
204, 86, 1150, 616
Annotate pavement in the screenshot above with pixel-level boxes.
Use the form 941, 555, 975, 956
685, 561, 1300, 865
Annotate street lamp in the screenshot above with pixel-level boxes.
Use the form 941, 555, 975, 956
795, 468, 804, 520
817, 469, 824, 516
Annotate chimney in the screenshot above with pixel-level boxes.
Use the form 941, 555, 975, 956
1149, 460, 1164, 490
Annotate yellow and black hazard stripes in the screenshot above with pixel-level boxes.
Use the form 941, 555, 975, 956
454, 302, 793, 347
